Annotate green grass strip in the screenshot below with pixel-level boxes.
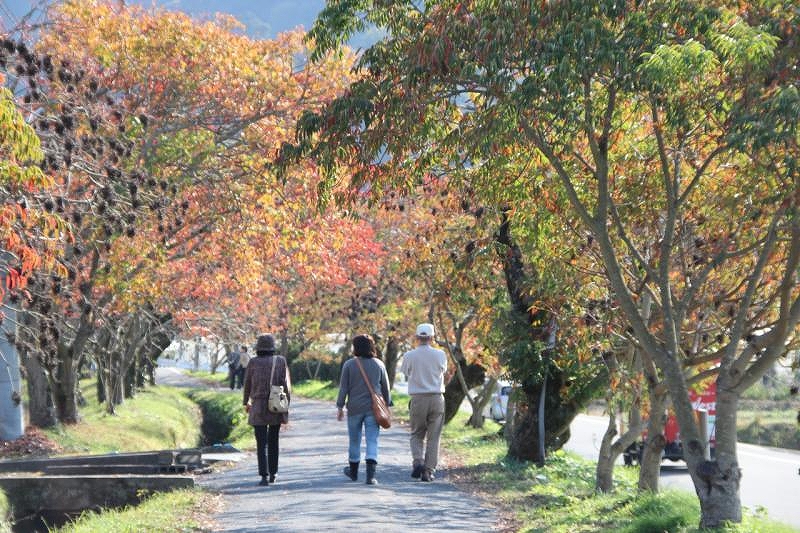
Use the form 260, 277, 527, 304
54, 488, 216, 533
43, 381, 202, 454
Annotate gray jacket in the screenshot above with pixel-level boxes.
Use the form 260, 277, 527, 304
336, 357, 391, 416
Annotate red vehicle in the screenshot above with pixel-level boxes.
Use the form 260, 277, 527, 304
624, 381, 716, 465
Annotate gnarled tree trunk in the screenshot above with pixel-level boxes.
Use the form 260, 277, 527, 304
507, 366, 579, 462
495, 211, 600, 462
690, 380, 741, 527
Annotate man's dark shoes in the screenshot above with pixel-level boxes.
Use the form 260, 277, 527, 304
269, 474, 276, 484
259, 475, 269, 486
421, 468, 434, 482
411, 464, 424, 479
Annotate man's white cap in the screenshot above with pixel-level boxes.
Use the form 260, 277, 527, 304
416, 323, 434, 338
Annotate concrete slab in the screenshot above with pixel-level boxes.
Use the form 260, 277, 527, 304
0, 450, 175, 472
0, 474, 194, 514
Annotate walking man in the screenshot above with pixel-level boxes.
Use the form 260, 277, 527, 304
237, 346, 250, 389
400, 323, 448, 482
227, 349, 241, 390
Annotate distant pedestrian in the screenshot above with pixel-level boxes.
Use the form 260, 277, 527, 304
400, 323, 447, 482
243, 334, 291, 486
337, 334, 392, 485
227, 349, 241, 390
236, 346, 250, 389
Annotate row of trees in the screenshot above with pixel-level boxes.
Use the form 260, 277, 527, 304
2, 1, 798, 529
280, 0, 800, 528
0, 1, 398, 427
1, 1, 523, 444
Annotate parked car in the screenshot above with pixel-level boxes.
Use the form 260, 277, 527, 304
482, 381, 512, 422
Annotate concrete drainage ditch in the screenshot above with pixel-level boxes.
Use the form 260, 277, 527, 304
0, 447, 237, 532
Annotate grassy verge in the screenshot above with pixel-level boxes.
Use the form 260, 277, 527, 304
296, 379, 797, 532
42, 380, 202, 454
54, 489, 220, 533
292, 379, 340, 402
442, 410, 798, 532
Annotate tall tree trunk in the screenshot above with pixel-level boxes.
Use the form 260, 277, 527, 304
17, 311, 58, 428
495, 211, 594, 462
436, 311, 487, 426
136, 349, 147, 389
596, 411, 619, 493
468, 377, 497, 428
193, 340, 200, 371
96, 370, 106, 404
51, 344, 79, 423
111, 355, 124, 406
145, 311, 174, 386
124, 354, 135, 399
103, 367, 117, 415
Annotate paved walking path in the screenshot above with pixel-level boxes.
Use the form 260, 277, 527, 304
196, 397, 499, 532
156, 366, 501, 532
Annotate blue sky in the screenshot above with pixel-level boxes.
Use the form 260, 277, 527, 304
3, 0, 377, 50
126, 0, 328, 39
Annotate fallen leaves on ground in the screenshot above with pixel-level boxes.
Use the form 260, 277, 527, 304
0, 426, 62, 459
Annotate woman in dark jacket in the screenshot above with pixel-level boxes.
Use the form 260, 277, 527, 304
243, 333, 291, 486
336, 334, 391, 485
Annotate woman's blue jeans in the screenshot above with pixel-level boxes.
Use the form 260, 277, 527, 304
347, 412, 379, 463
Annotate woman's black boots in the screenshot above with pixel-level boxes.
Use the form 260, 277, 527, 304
365, 459, 378, 485
343, 461, 359, 481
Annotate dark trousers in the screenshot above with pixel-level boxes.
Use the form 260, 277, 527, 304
254, 424, 280, 477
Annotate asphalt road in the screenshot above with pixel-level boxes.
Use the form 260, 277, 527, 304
566, 413, 800, 528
